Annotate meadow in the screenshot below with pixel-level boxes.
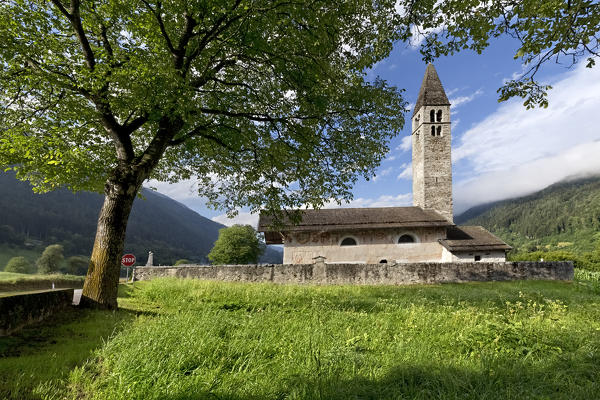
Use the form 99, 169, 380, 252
0, 271, 84, 292
1, 272, 599, 399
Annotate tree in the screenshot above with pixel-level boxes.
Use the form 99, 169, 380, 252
174, 259, 191, 266
1, 1, 597, 308
208, 225, 265, 265
4, 256, 32, 274
67, 256, 90, 276
36, 244, 64, 274
396, 0, 600, 107
0, 0, 405, 309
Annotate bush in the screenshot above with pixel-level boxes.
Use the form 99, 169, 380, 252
4, 256, 32, 274
67, 256, 89, 275
36, 244, 64, 274
174, 259, 191, 266
208, 225, 265, 265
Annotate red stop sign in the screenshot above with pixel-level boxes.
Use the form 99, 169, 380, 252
121, 254, 136, 267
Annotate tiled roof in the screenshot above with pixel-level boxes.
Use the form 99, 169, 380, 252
259, 207, 452, 244
439, 226, 512, 252
413, 63, 451, 116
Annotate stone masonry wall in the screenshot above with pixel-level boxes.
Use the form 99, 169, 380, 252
412, 104, 453, 222
0, 289, 74, 336
133, 261, 573, 285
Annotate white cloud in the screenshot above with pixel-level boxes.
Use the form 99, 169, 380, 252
454, 140, 600, 213
212, 211, 259, 228
329, 193, 412, 208
453, 62, 600, 213
373, 167, 393, 181
397, 135, 412, 152
397, 163, 412, 180
449, 89, 483, 109
454, 62, 600, 175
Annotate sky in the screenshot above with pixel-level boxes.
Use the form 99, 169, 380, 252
149, 36, 600, 228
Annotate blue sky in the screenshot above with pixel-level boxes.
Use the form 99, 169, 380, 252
150, 36, 600, 227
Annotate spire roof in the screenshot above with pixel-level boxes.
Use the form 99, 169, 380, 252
413, 63, 450, 116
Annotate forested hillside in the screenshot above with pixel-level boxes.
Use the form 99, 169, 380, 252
0, 172, 282, 267
456, 176, 600, 253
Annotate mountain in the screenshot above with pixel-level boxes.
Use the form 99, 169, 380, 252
0, 172, 282, 265
455, 175, 600, 253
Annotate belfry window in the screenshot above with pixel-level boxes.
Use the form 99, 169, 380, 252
398, 234, 415, 243
429, 110, 435, 122
436, 110, 442, 122
436, 126, 442, 136
431, 126, 436, 136
340, 237, 357, 246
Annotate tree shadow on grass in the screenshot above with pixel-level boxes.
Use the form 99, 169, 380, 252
152, 352, 600, 400
0, 306, 135, 400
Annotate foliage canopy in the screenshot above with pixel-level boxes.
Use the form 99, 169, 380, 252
4, 256, 31, 274
208, 224, 265, 265
36, 244, 64, 275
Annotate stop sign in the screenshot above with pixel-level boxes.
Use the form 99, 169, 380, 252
121, 254, 136, 267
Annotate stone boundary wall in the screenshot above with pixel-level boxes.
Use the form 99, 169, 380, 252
133, 261, 574, 285
0, 289, 74, 336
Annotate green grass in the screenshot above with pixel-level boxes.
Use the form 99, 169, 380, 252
0, 271, 85, 292
0, 308, 134, 400
2, 277, 599, 400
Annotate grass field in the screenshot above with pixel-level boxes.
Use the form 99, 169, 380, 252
1, 273, 599, 399
0, 271, 85, 292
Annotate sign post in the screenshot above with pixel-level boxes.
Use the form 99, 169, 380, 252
121, 254, 136, 283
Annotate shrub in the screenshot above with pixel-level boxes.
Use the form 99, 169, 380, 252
4, 256, 32, 274
67, 256, 89, 275
174, 259, 191, 266
36, 244, 64, 274
208, 225, 265, 265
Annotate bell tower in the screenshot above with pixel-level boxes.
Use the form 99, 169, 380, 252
411, 63, 453, 222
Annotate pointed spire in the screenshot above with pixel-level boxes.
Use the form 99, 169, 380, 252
413, 63, 450, 116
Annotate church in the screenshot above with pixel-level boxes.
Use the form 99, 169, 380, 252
258, 64, 511, 264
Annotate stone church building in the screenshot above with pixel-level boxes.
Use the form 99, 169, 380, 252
258, 64, 510, 264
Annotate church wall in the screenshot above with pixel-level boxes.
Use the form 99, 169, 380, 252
441, 247, 506, 262
282, 227, 446, 264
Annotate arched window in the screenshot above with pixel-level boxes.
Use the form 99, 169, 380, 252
431, 126, 436, 136
429, 110, 435, 122
436, 110, 442, 122
436, 126, 442, 136
340, 237, 357, 246
379, 259, 388, 264
398, 234, 415, 243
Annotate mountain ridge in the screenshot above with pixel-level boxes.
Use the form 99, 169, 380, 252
455, 175, 600, 253
0, 172, 282, 266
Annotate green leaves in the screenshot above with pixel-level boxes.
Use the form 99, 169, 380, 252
396, 0, 600, 108
208, 224, 265, 265
0, 0, 406, 214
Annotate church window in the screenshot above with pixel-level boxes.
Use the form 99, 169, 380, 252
436, 126, 442, 136
436, 110, 442, 122
398, 234, 415, 243
474, 255, 481, 262
429, 110, 435, 122
431, 126, 436, 136
379, 259, 388, 264
340, 237, 357, 246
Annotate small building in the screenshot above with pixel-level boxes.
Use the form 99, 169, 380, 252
258, 64, 511, 264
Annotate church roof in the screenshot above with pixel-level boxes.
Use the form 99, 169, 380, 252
258, 207, 452, 244
413, 63, 450, 117
439, 226, 512, 252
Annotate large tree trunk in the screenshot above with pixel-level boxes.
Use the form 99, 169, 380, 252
79, 175, 140, 309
